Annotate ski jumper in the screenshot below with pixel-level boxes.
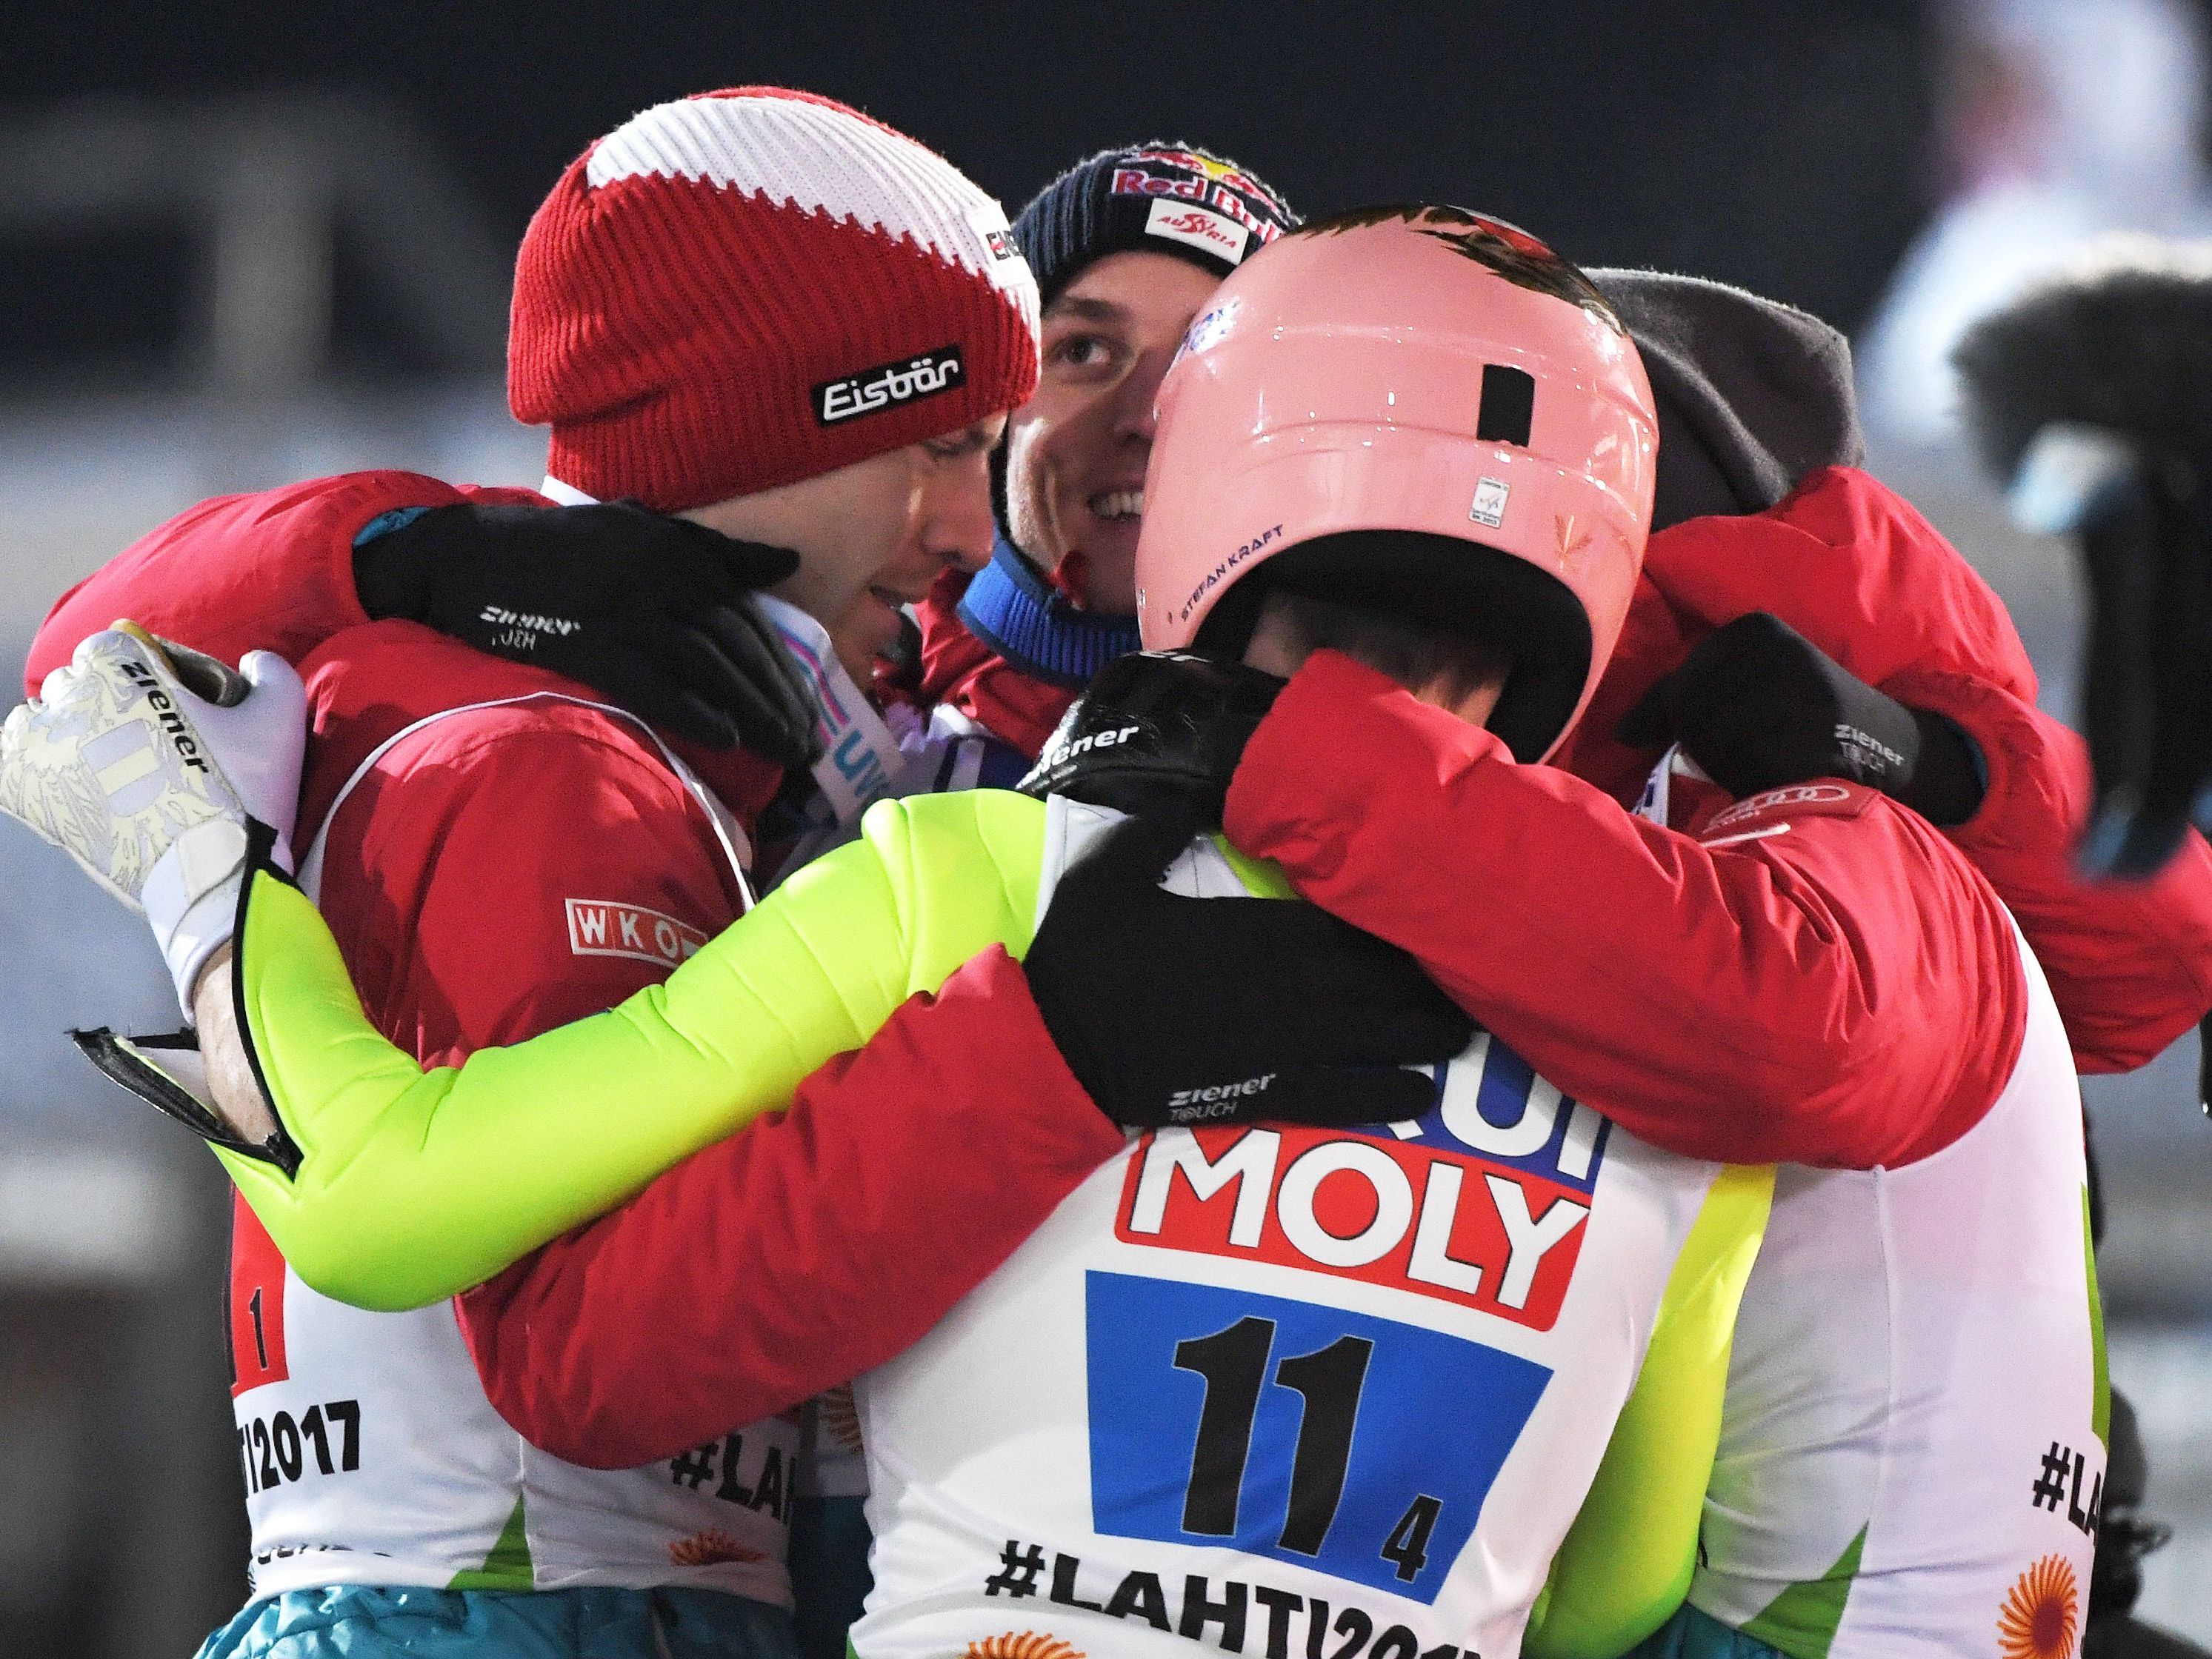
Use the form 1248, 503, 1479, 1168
197, 622, 1115, 1603
20, 461, 2185, 1649
1221, 650, 2108, 1655
213, 622, 802, 1600
26, 482, 1119, 1642
197, 784, 1770, 1657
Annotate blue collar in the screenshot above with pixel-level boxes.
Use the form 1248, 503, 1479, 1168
956, 535, 1141, 690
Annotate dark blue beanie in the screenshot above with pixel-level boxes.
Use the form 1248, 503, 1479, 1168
1012, 143, 1298, 307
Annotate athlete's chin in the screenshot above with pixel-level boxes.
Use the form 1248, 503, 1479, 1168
1081, 515, 1142, 572
1072, 541, 1142, 617
829, 591, 907, 684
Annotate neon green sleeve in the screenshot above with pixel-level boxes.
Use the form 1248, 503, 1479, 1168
1522, 1161, 1773, 1659
215, 788, 1048, 1312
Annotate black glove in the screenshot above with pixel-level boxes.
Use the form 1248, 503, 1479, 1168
2068, 460, 2212, 877
354, 500, 822, 767
1019, 650, 1284, 818
1617, 612, 1988, 827
1022, 798, 1475, 1129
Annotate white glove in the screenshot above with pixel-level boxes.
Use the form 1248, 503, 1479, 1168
0, 624, 307, 1013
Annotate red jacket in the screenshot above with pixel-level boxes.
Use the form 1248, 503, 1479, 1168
912, 567, 1082, 758
1556, 467, 2212, 1072
1228, 648, 2026, 1169
29, 462, 2212, 1466
916, 470, 2212, 1075
28, 478, 1122, 1467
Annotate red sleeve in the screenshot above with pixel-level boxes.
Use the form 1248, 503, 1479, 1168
327, 695, 1123, 1469
1224, 650, 2028, 1170
1885, 666, 2212, 1073
1637, 467, 2040, 700
1551, 573, 1702, 808
319, 701, 744, 1066
23, 470, 544, 693
913, 568, 1081, 758
456, 947, 1125, 1469
1613, 464, 2212, 1072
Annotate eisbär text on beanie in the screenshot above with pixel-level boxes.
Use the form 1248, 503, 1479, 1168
509, 88, 1042, 513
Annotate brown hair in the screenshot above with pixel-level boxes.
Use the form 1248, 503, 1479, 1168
1262, 588, 1513, 707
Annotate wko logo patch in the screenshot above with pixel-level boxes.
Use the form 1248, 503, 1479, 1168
1117, 1032, 1606, 1330
566, 898, 707, 969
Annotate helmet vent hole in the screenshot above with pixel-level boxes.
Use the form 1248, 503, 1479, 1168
1476, 364, 1535, 447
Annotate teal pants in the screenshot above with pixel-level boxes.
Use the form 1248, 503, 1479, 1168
198, 1583, 800, 1659
1625, 1603, 1793, 1659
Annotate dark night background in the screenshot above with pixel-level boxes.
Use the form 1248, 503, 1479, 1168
0, 1, 1933, 383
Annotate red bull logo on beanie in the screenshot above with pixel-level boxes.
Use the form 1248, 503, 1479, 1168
1110, 150, 1290, 245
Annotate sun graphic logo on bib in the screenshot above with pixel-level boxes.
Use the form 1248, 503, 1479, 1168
1997, 1555, 2079, 1659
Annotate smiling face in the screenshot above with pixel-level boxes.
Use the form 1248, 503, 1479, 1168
684, 415, 1004, 681
1004, 251, 1224, 615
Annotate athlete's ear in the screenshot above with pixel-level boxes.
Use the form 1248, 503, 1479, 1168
1239, 590, 1311, 679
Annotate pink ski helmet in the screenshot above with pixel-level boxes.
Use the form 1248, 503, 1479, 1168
1136, 204, 1658, 761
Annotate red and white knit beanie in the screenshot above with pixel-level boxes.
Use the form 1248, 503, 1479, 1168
509, 87, 1042, 513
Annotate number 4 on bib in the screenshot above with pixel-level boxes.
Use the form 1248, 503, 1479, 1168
1085, 1272, 1549, 1602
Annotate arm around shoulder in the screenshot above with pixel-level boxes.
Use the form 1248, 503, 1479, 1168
1226, 650, 2028, 1169
216, 765, 1047, 1309
27, 471, 470, 692
460, 940, 1124, 1466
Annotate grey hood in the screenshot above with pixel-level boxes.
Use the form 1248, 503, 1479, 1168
1593, 268, 1865, 530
